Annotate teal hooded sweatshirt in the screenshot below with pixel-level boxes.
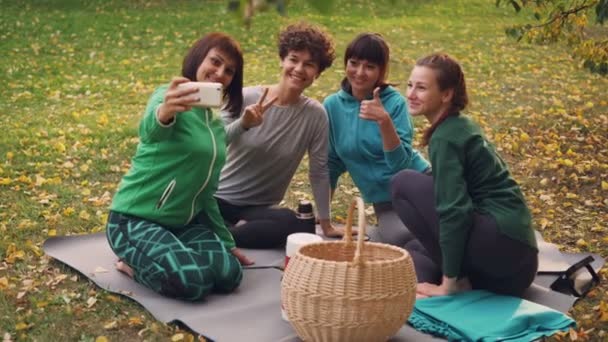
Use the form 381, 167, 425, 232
110, 84, 235, 249
324, 85, 429, 203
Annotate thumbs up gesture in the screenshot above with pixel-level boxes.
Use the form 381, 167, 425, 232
359, 87, 390, 124
241, 87, 278, 130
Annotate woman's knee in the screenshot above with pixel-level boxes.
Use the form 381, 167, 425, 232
157, 272, 213, 301
214, 255, 243, 293
271, 208, 314, 232
390, 170, 427, 201
270, 208, 299, 223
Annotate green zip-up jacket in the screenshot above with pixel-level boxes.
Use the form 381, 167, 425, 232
430, 115, 537, 277
110, 84, 235, 249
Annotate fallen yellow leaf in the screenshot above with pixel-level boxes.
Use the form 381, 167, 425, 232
79, 210, 91, 220
63, 207, 75, 216
128, 316, 144, 327
561, 159, 574, 167
87, 296, 97, 308
106, 294, 121, 303
15, 322, 31, 331
103, 321, 118, 330
54, 142, 66, 153
5, 248, 25, 264
97, 114, 109, 126
95, 337, 109, 342
539, 218, 550, 230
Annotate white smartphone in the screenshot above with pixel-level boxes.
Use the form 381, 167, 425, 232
177, 81, 223, 108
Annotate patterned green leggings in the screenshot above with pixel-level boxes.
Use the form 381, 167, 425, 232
106, 211, 242, 301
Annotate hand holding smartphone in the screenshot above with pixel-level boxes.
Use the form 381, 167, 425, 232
177, 81, 223, 108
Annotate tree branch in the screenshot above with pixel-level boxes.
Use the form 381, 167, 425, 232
530, 0, 598, 29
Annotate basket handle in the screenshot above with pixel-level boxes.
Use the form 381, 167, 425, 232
343, 197, 366, 265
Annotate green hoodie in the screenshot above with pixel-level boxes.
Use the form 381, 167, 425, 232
110, 84, 235, 249
430, 115, 537, 277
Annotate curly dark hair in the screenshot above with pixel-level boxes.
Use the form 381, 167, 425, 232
278, 22, 336, 74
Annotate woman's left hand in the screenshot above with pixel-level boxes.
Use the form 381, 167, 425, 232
359, 87, 390, 124
319, 219, 358, 238
416, 276, 472, 298
231, 248, 255, 266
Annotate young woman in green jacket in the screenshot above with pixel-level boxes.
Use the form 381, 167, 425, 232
391, 53, 538, 297
106, 32, 256, 301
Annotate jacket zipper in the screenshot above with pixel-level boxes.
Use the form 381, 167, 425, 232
187, 111, 217, 223
156, 179, 176, 209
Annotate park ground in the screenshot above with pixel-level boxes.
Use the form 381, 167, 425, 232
1, 0, 607, 340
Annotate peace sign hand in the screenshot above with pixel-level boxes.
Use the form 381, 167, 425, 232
359, 87, 390, 124
241, 87, 278, 130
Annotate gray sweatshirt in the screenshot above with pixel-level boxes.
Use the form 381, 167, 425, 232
217, 86, 331, 220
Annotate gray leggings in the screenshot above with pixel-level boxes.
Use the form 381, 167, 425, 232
367, 202, 414, 247
391, 170, 538, 297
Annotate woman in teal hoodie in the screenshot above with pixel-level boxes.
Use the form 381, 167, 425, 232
106, 32, 255, 301
324, 33, 429, 246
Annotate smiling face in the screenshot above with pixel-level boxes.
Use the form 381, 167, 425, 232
279, 49, 320, 94
406, 66, 452, 122
346, 58, 382, 100
195, 47, 237, 88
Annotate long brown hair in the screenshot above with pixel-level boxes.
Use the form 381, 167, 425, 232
416, 53, 468, 145
182, 32, 244, 116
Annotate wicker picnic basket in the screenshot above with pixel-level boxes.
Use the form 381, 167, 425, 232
281, 197, 417, 342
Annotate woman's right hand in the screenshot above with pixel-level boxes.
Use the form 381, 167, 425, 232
231, 247, 255, 266
157, 77, 200, 124
240, 87, 277, 129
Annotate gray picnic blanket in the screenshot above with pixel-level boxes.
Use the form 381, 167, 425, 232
43, 229, 603, 341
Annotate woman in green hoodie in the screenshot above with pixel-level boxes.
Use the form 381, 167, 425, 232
391, 53, 538, 297
105, 32, 256, 301
323, 33, 429, 246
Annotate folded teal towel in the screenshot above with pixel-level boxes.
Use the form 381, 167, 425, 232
408, 290, 575, 341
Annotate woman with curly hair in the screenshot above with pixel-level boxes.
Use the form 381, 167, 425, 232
215, 22, 344, 248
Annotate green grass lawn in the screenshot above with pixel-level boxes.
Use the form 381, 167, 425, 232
1, 0, 607, 340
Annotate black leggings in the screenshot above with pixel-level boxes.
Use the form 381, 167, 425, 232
216, 198, 315, 249
391, 170, 538, 297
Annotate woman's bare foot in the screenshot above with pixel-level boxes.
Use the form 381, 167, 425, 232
116, 260, 134, 278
